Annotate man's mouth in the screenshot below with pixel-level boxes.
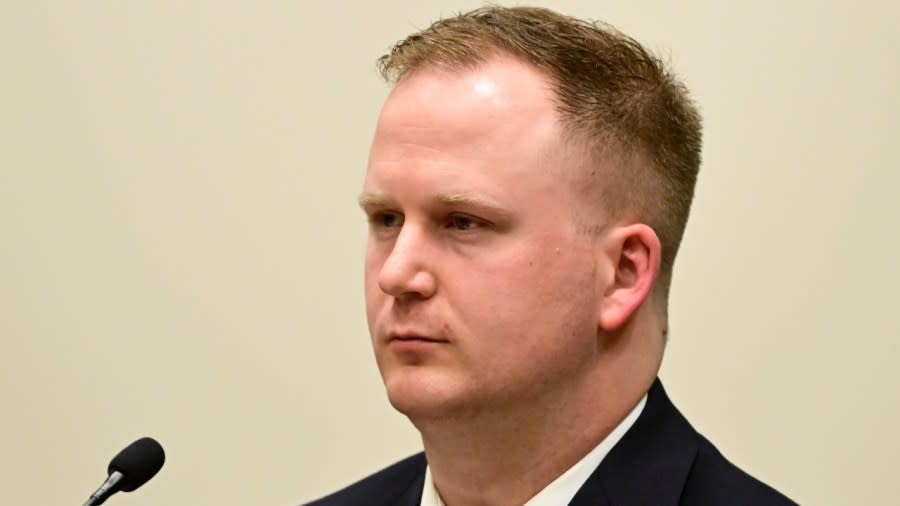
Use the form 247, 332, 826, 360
387, 331, 450, 345
389, 335, 447, 343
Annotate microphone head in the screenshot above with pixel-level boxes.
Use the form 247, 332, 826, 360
107, 437, 165, 492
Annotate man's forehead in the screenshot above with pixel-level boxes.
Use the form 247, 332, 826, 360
364, 55, 604, 220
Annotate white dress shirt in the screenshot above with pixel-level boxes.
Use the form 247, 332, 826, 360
420, 394, 647, 506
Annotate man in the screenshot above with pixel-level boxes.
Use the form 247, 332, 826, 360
309, 6, 794, 506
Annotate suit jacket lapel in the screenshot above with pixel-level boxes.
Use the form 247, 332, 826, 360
569, 379, 699, 506
393, 459, 425, 506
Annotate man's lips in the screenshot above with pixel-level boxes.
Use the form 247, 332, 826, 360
388, 334, 449, 343
387, 327, 450, 347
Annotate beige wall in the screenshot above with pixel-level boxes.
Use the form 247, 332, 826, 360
2, 1, 898, 504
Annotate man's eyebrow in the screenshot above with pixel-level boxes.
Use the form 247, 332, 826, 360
435, 193, 507, 215
358, 191, 510, 216
357, 191, 395, 209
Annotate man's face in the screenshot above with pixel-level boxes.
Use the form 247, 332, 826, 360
362, 57, 608, 420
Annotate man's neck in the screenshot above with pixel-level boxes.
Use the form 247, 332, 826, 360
414, 367, 654, 506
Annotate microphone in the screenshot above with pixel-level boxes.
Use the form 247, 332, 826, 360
83, 437, 165, 506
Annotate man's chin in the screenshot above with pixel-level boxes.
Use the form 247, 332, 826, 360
382, 368, 471, 420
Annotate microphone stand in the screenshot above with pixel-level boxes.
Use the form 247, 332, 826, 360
83, 471, 124, 506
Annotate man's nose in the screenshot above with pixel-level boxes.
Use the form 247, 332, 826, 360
377, 224, 437, 300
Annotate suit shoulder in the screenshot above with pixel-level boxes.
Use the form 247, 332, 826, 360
303, 453, 426, 506
681, 435, 796, 505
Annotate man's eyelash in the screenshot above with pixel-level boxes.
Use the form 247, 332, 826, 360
367, 211, 403, 226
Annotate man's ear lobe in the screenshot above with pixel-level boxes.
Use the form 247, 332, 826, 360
598, 224, 661, 332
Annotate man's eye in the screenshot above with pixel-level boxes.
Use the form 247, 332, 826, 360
371, 212, 403, 228
447, 215, 480, 230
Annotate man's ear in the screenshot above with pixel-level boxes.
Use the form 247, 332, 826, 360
597, 224, 661, 332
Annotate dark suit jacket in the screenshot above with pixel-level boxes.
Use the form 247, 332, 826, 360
305, 379, 796, 505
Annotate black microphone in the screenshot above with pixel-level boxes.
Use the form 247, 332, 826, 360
83, 437, 165, 506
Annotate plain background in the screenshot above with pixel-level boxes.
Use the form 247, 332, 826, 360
2, 1, 898, 504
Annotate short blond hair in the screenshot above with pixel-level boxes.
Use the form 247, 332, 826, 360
378, 6, 703, 295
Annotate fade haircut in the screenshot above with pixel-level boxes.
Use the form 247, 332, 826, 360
377, 6, 703, 298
